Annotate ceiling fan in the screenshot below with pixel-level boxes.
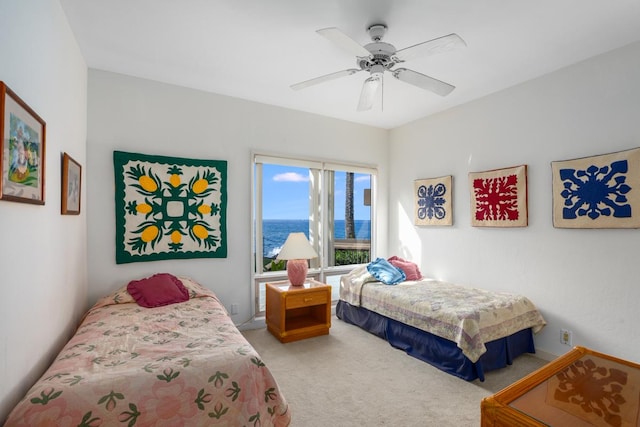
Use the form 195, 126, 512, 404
291, 24, 466, 111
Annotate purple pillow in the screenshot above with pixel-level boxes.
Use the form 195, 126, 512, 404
387, 256, 422, 281
127, 273, 189, 308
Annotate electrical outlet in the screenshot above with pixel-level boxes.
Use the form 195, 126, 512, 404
231, 304, 238, 315
560, 329, 572, 346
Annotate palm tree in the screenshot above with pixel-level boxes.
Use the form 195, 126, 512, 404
345, 172, 355, 238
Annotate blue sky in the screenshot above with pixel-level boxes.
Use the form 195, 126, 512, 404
261, 164, 371, 220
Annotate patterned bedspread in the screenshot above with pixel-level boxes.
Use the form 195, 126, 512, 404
6, 278, 290, 427
340, 273, 546, 363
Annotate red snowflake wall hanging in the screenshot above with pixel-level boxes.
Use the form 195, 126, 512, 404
468, 165, 528, 227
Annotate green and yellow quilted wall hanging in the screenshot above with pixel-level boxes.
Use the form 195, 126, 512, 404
113, 151, 227, 264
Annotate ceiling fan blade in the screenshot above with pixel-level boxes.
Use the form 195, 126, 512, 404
357, 75, 382, 111
290, 68, 361, 91
317, 27, 371, 58
394, 33, 466, 63
392, 68, 455, 96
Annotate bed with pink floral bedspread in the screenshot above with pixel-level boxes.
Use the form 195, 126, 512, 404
5, 277, 290, 427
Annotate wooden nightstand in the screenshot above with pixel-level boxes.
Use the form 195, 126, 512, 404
265, 279, 331, 343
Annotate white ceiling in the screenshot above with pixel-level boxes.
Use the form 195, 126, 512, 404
59, 0, 640, 129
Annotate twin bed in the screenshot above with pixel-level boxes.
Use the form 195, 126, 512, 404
6, 262, 544, 424
337, 261, 547, 381
5, 275, 290, 426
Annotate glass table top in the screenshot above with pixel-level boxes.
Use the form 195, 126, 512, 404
508, 352, 640, 426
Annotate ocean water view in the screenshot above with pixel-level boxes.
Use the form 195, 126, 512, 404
262, 219, 371, 258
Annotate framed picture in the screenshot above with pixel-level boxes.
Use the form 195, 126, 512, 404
0, 82, 46, 205
469, 164, 528, 227
61, 152, 81, 215
551, 147, 640, 228
414, 175, 453, 226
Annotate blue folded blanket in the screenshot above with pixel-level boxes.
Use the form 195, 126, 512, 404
367, 257, 406, 285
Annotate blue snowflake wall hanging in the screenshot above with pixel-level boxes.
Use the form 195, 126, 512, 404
552, 147, 640, 228
414, 176, 453, 226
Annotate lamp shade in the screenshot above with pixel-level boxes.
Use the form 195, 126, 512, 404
276, 232, 318, 260
276, 232, 318, 286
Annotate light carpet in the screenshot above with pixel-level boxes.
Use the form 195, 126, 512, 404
242, 315, 547, 427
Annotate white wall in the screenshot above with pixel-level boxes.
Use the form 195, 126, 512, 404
389, 41, 640, 360
0, 0, 87, 421
86, 70, 389, 323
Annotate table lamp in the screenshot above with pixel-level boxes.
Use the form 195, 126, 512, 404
276, 232, 318, 286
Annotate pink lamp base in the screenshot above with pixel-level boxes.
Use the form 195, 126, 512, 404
287, 259, 308, 286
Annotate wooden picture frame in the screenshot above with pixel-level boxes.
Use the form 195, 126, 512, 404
0, 82, 46, 205
61, 152, 81, 215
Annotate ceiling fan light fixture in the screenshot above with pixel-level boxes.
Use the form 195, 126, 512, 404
369, 64, 385, 76
357, 75, 381, 111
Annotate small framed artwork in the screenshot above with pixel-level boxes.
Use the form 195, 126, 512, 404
551, 147, 640, 228
0, 82, 46, 205
61, 152, 81, 215
414, 175, 453, 226
469, 165, 528, 227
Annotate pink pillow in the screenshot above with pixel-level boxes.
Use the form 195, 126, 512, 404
387, 256, 422, 281
127, 273, 189, 308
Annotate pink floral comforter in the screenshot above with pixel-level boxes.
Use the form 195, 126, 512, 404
5, 277, 290, 427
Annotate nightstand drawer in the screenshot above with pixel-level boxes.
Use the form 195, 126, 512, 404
286, 291, 328, 309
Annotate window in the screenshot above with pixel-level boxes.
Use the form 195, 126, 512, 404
252, 154, 376, 315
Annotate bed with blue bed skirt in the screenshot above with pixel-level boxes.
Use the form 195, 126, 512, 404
337, 266, 546, 382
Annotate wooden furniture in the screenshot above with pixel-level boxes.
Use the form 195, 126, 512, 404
481, 346, 640, 426
266, 279, 331, 343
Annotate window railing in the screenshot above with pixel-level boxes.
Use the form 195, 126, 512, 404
333, 238, 370, 266
262, 239, 371, 271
